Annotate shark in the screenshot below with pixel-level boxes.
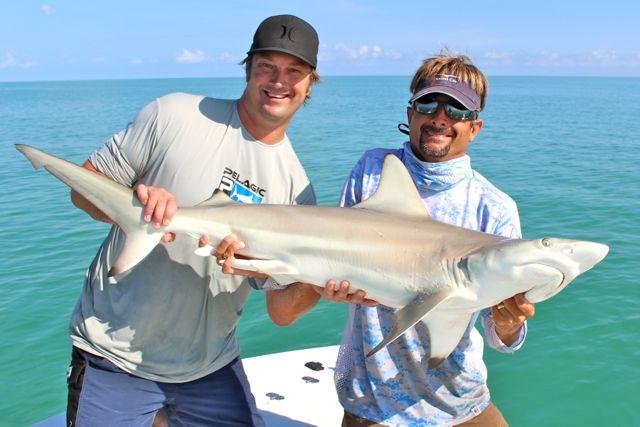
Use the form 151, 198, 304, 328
16, 144, 609, 366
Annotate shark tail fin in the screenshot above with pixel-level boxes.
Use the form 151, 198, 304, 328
16, 144, 164, 278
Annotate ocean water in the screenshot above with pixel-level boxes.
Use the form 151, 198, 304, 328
0, 76, 638, 426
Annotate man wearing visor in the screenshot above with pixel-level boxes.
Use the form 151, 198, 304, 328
327, 53, 537, 425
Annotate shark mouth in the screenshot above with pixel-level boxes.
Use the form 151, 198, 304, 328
521, 263, 567, 303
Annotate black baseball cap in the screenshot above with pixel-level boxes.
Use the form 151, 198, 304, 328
409, 74, 481, 111
247, 15, 319, 68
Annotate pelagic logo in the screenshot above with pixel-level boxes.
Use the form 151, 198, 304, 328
218, 167, 265, 204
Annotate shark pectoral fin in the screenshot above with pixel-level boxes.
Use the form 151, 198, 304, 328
211, 258, 261, 273
108, 229, 163, 277
366, 288, 452, 357
423, 312, 473, 369
243, 259, 298, 276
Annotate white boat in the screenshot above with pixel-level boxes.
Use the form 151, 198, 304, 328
32, 345, 342, 427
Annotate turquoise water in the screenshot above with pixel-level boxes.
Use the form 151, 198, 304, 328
1, 76, 638, 426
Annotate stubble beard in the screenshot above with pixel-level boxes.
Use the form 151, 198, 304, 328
417, 124, 454, 160
419, 139, 451, 159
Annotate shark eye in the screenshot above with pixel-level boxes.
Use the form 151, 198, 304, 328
541, 238, 551, 247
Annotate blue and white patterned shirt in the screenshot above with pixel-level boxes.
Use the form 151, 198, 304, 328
334, 143, 526, 426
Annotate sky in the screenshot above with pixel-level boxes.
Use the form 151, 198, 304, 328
1, 0, 639, 82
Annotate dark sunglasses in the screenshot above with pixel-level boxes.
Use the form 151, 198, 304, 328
412, 99, 478, 121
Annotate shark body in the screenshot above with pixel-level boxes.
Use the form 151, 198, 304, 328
16, 144, 609, 366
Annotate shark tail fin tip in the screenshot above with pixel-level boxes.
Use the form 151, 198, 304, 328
15, 144, 47, 169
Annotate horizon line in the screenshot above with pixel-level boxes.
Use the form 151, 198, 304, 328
2, 73, 639, 85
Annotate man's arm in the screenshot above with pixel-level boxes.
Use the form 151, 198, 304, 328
268, 280, 378, 326
70, 161, 114, 223
266, 284, 321, 326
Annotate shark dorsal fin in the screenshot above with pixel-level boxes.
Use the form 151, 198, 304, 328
353, 154, 430, 218
197, 189, 237, 207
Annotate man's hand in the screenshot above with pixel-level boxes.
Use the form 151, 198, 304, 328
71, 163, 177, 245
134, 183, 177, 243
491, 293, 535, 346
199, 234, 268, 279
312, 280, 378, 307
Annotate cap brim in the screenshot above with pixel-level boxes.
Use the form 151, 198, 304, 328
247, 47, 316, 68
410, 85, 479, 110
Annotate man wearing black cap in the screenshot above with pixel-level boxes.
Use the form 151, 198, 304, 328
313, 53, 536, 425
65, 14, 321, 426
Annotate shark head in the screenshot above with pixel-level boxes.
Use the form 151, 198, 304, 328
466, 237, 609, 304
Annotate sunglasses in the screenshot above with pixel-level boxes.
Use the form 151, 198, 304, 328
412, 99, 478, 121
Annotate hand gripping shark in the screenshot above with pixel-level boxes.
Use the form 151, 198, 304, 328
16, 144, 609, 367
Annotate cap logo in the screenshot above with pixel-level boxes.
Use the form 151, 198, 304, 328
434, 74, 459, 84
278, 25, 297, 41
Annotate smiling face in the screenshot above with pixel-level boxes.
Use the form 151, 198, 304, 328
238, 51, 313, 143
407, 94, 483, 163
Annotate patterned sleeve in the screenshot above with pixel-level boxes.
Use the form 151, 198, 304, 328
481, 200, 527, 353
88, 99, 160, 186
339, 156, 366, 208
482, 314, 527, 353
493, 201, 522, 239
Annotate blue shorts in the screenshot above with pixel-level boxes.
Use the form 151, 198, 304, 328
75, 349, 264, 427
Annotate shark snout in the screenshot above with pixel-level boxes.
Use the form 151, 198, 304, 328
534, 238, 609, 278
570, 240, 610, 274
542, 239, 609, 278
522, 238, 609, 303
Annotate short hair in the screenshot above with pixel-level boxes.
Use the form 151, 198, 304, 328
241, 54, 321, 102
410, 50, 489, 111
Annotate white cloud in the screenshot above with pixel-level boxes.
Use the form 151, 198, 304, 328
476, 51, 516, 67
41, 4, 55, 15
493, 49, 640, 71
0, 52, 39, 69
329, 43, 401, 61
0, 52, 17, 68
176, 48, 207, 64
483, 51, 512, 60
131, 57, 143, 65
589, 49, 617, 63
